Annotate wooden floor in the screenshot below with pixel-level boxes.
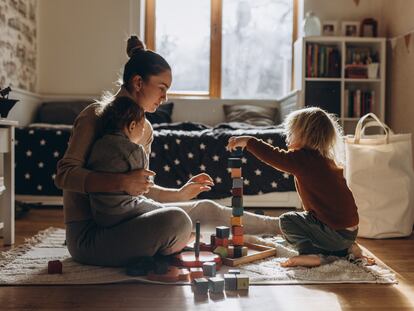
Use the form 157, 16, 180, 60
1, 207, 414, 311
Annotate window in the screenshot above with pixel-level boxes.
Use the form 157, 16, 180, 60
145, 0, 296, 99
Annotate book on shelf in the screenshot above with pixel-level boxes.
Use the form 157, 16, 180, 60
306, 43, 340, 78
345, 89, 375, 117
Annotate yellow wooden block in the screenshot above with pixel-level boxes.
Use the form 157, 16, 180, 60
236, 274, 249, 290
230, 216, 242, 226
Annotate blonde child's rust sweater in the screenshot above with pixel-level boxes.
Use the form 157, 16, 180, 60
54, 103, 154, 223
246, 138, 358, 230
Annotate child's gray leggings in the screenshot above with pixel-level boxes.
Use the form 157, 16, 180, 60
66, 199, 280, 267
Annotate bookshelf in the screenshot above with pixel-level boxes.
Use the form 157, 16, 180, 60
294, 36, 386, 134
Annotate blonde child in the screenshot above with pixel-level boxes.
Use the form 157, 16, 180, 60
227, 107, 361, 267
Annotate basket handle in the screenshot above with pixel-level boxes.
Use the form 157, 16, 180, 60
355, 113, 390, 144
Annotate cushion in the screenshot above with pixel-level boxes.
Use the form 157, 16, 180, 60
35, 101, 91, 125
223, 104, 279, 126
145, 102, 174, 124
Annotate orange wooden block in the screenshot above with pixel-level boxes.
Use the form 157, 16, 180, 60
231, 216, 242, 226
232, 225, 244, 236
173, 251, 221, 268
147, 266, 180, 282
178, 268, 190, 282
231, 168, 242, 178
232, 235, 244, 246
215, 237, 229, 247
190, 267, 204, 280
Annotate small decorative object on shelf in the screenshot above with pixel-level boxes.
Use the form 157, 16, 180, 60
322, 21, 338, 36
342, 21, 360, 37
360, 18, 378, 37
0, 86, 19, 119
302, 12, 322, 37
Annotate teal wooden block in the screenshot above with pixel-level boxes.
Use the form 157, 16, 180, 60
224, 274, 237, 291
202, 262, 216, 277
232, 206, 244, 217
193, 278, 209, 295
209, 277, 225, 293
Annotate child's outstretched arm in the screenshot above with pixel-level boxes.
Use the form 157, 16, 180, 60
227, 136, 255, 151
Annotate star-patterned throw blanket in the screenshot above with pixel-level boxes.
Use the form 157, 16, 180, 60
15, 122, 295, 198
0, 228, 397, 285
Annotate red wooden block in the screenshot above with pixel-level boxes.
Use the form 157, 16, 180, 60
215, 237, 229, 247
48, 260, 62, 274
190, 267, 204, 280
178, 268, 191, 282
232, 235, 244, 246
231, 225, 244, 236
231, 187, 243, 197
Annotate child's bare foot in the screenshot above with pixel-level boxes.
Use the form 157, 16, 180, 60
348, 243, 376, 266
280, 255, 321, 267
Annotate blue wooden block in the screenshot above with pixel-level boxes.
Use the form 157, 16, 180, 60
193, 278, 209, 295
224, 274, 237, 291
232, 206, 244, 217
228, 158, 242, 168
230, 147, 243, 158
202, 262, 216, 277
232, 196, 243, 208
232, 178, 243, 188
209, 277, 225, 293
216, 226, 230, 239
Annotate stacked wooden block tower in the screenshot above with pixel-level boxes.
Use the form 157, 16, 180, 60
228, 147, 248, 258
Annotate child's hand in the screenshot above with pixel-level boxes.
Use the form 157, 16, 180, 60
227, 136, 254, 151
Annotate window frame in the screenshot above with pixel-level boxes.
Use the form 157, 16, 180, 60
145, 0, 298, 98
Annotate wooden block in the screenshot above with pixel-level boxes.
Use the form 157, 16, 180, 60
234, 246, 243, 258
232, 178, 243, 188
202, 261, 216, 277
216, 226, 230, 239
231, 225, 244, 236
173, 251, 221, 268
178, 268, 190, 282
222, 242, 277, 267
228, 158, 242, 168
224, 274, 237, 291
231, 187, 243, 197
230, 147, 243, 158
213, 246, 228, 258
232, 206, 244, 217
232, 235, 244, 246
231, 168, 242, 178
236, 274, 250, 290
47, 260, 62, 274
242, 246, 248, 256
209, 277, 225, 293
147, 266, 180, 282
190, 267, 204, 280
232, 196, 243, 208
210, 234, 216, 246
230, 216, 242, 226
227, 245, 234, 258
228, 269, 240, 274
215, 237, 229, 247
193, 278, 209, 295
199, 243, 213, 252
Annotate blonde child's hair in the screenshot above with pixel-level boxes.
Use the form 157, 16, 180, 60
283, 107, 343, 161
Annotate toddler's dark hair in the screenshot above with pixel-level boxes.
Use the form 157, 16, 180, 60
101, 96, 144, 133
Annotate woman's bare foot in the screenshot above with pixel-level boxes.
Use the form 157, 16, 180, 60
280, 254, 322, 267
348, 243, 376, 266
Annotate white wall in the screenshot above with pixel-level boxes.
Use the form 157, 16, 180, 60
302, 0, 385, 37
37, 0, 141, 96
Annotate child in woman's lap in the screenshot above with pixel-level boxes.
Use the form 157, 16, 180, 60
227, 107, 360, 267
87, 96, 162, 227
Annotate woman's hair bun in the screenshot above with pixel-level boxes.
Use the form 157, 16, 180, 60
126, 35, 146, 58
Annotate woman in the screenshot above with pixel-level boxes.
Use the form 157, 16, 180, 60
55, 36, 281, 267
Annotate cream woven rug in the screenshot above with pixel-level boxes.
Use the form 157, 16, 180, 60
0, 228, 396, 285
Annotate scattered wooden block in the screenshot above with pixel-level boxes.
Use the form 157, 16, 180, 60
227, 245, 234, 258
228, 158, 242, 168
232, 235, 244, 246
228, 269, 240, 274
178, 268, 190, 282
215, 237, 229, 247
47, 260, 62, 274
234, 246, 243, 258
232, 206, 244, 217
147, 266, 180, 282
202, 262, 216, 277
231, 225, 244, 236
213, 246, 228, 258
193, 278, 209, 295
199, 243, 213, 252
231, 187, 243, 197
232, 178, 244, 188
209, 277, 225, 293
230, 216, 242, 226
216, 226, 230, 239
242, 246, 248, 256
231, 168, 242, 178
224, 274, 237, 291
190, 267, 204, 280
236, 274, 250, 290
210, 234, 216, 246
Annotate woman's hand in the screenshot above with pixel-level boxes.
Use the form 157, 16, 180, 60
227, 136, 254, 151
123, 169, 155, 196
178, 173, 215, 201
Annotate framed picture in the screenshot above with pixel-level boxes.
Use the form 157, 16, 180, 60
342, 21, 360, 37
360, 18, 378, 37
322, 21, 338, 36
